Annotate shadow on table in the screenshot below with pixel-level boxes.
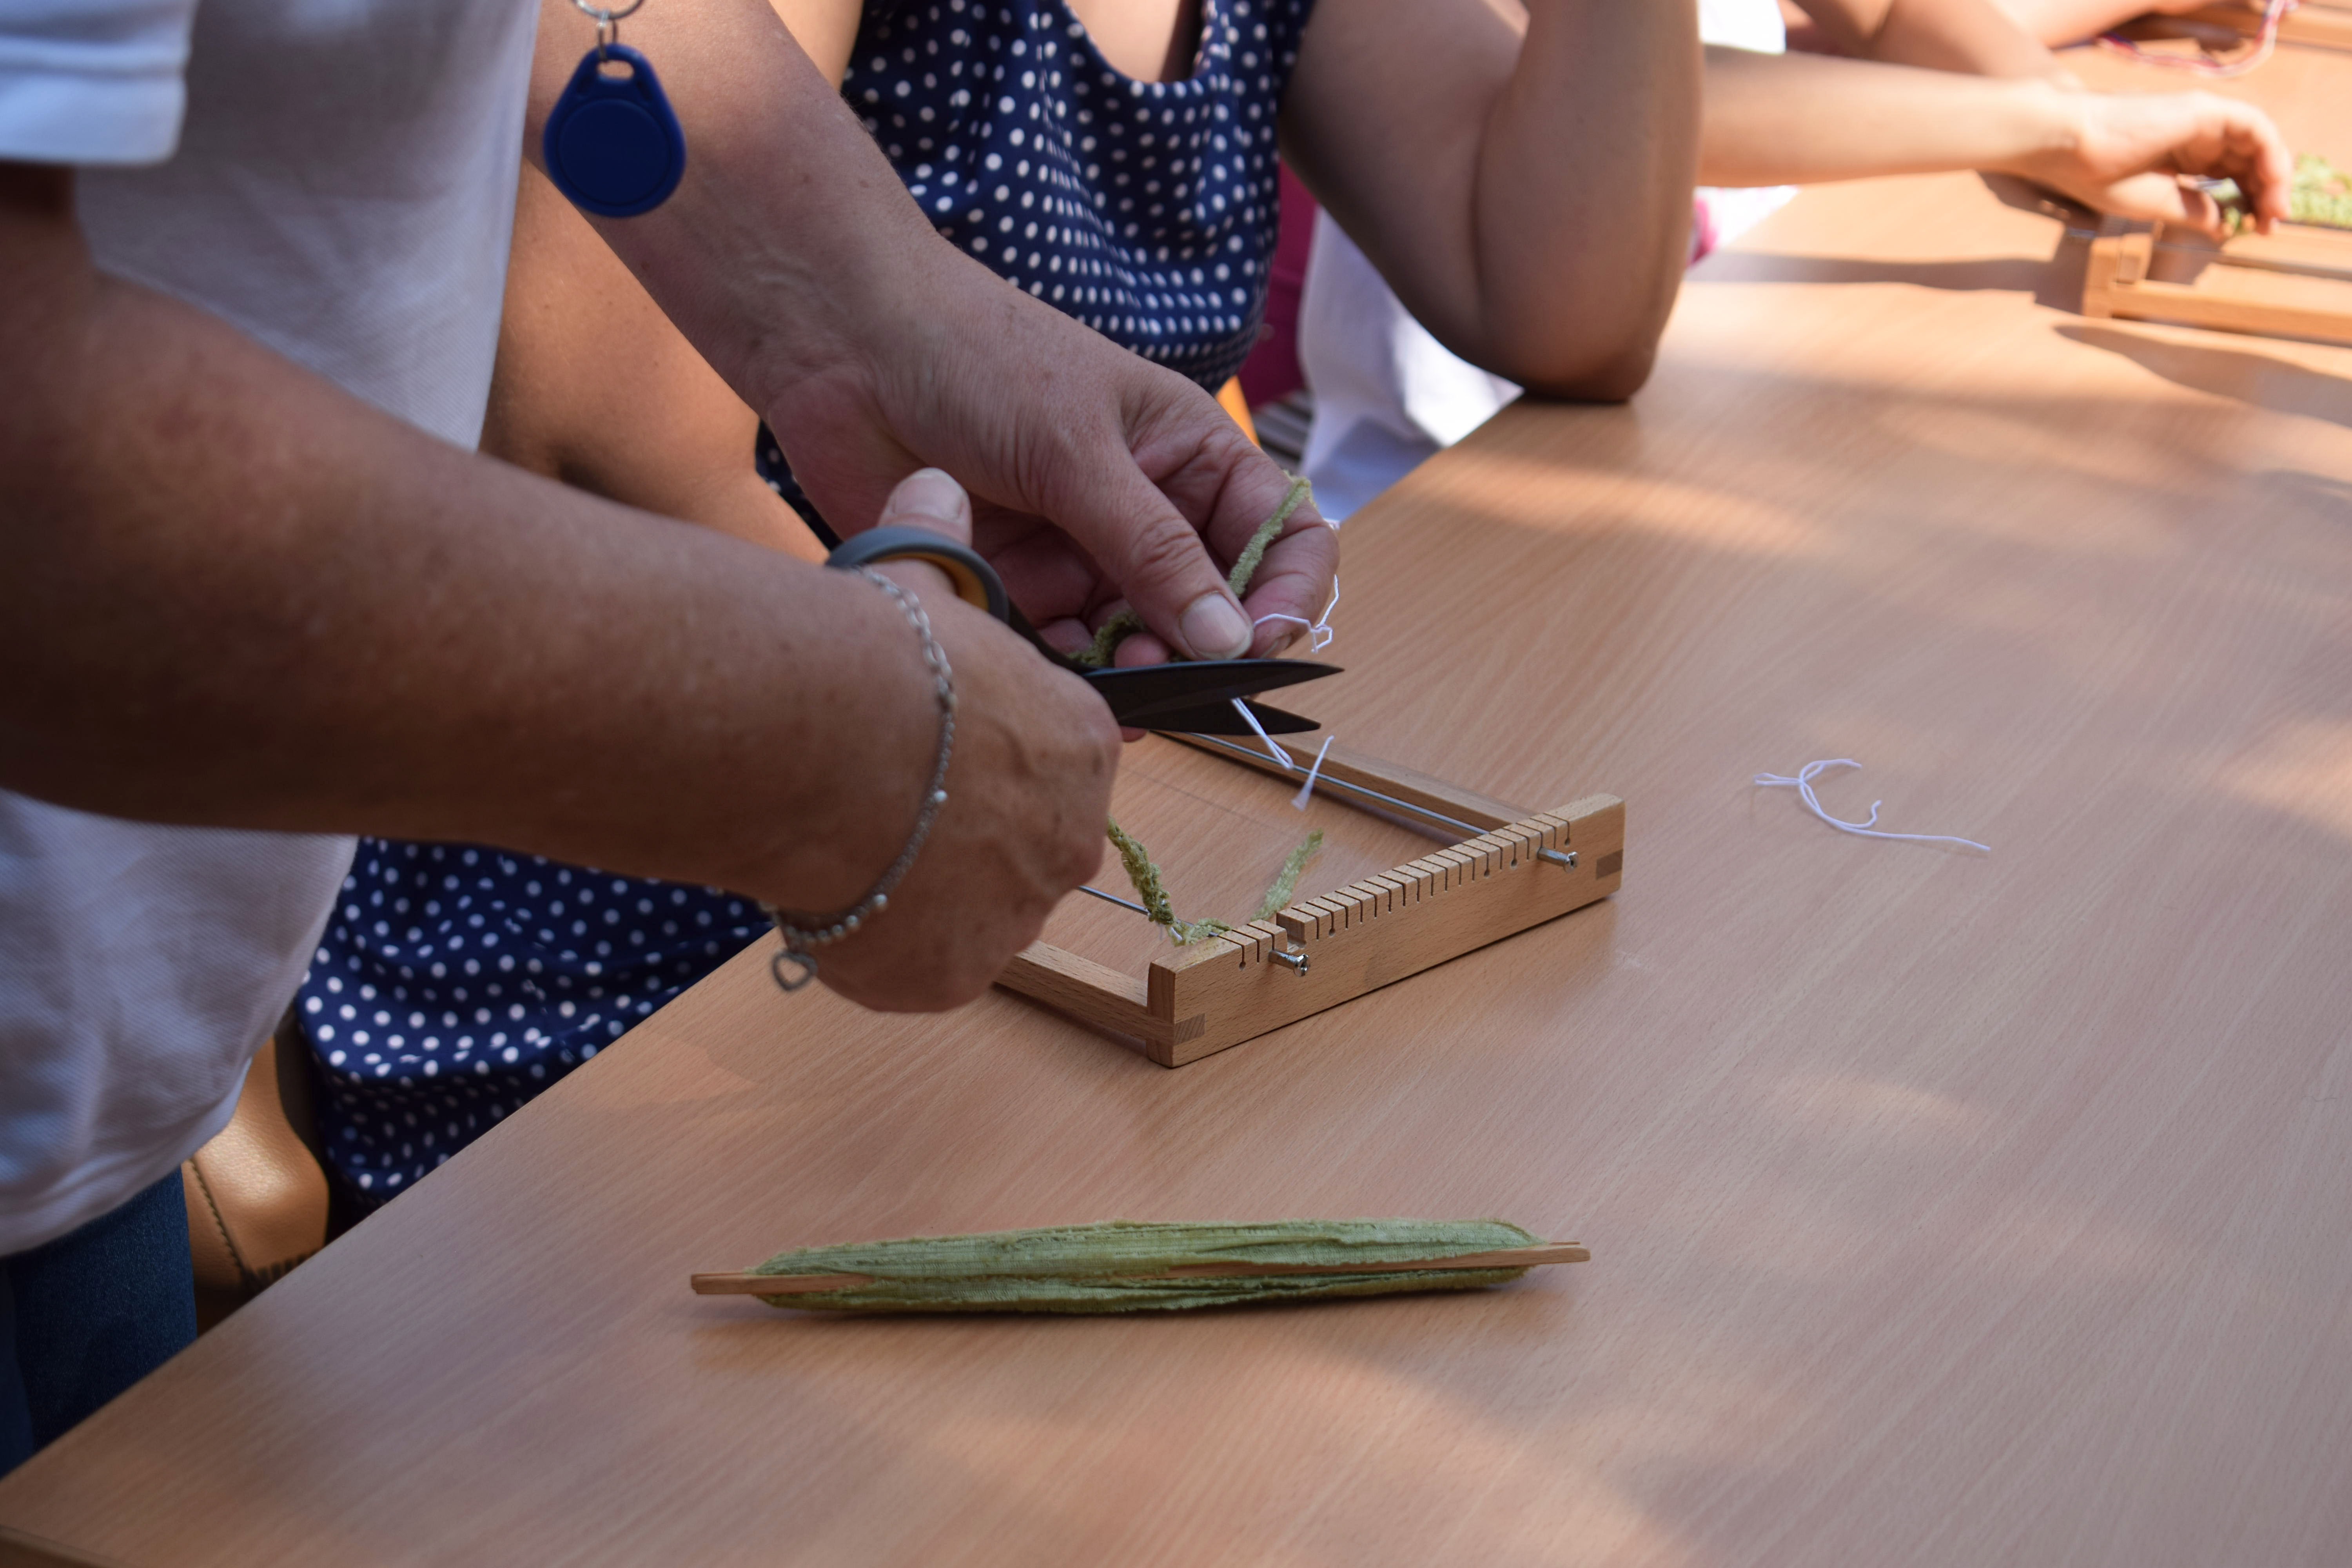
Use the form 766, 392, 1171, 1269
1697, 243, 2089, 312
2058, 323, 2352, 429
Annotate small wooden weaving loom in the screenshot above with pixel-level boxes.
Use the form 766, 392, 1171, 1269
2083, 219, 2352, 346
998, 731, 1625, 1066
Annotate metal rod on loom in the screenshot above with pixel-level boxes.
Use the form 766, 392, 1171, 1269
1073, 731, 1587, 923
1076, 883, 1152, 916
1169, 732, 1486, 835
1172, 731, 1579, 872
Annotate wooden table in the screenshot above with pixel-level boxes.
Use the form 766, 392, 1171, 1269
11, 47, 2352, 1568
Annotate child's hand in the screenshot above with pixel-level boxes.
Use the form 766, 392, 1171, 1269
2014, 87, 2293, 238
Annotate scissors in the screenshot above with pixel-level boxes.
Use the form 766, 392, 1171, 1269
824, 525, 1339, 735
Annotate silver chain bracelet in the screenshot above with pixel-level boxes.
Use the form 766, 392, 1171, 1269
764, 567, 956, 992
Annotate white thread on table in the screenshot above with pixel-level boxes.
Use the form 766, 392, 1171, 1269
1232, 698, 1294, 770
1753, 759, 1990, 853
1252, 576, 1340, 654
1290, 735, 1334, 811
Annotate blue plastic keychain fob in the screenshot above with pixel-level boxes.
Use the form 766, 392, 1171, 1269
543, 6, 686, 220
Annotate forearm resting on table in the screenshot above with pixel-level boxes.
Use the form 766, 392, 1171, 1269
0, 168, 937, 914
1700, 47, 2076, 187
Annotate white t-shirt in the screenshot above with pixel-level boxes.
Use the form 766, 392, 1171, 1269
0, 0, 537, 1253
1298, 0, 1797, 519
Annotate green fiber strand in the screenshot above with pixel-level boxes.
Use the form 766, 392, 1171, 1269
1105, 815, 1225, 945
2294, 152, 2352, 229
1251, 829, 1323, 924
1072, 607, 1144, 670
1225, 475, 1314, 599
1105, 818, 1175, 927
1069, 474, 1313, 669
1109, 822, 1324, 946
748, 1217, 1541, 1314
2217, 153, 2352, 234
1094, 479, 1327, 940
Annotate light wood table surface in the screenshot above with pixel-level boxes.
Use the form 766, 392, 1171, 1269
10, 43, 2352, 1568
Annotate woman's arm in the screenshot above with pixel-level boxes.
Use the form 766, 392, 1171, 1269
543, 0, 1334, 661
1702, 45, 2291, 233
481, 0, 864, 560
765, 0, 863, 80
1280, 0, 1701, 400
0, 163, 1118, 1013
482, 165, 820, 559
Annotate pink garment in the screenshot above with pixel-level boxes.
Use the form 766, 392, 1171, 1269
1238, 165, 1319, 407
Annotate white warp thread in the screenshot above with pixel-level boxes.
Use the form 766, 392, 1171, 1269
1290, 735, 1334, 811
1232, 698, 1295, 770
1253, 576, 1340, 654
1753, 759, 1990, 853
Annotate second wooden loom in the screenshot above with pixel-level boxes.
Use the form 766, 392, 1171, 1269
2084, 218, 2352, 346
999, 732, 1624, 1066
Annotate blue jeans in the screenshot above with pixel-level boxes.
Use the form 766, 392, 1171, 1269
0, 1172, 195, 1476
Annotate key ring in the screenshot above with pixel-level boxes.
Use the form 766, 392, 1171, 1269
572, 0, 646, 53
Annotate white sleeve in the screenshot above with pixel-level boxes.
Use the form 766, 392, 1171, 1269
0, 0, 201, 166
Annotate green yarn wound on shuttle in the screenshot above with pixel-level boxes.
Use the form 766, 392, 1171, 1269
1072, 474, 1314, 669
748, 1217, 1542, 1314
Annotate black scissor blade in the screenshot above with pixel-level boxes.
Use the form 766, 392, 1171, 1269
1082, 659, 1340, 725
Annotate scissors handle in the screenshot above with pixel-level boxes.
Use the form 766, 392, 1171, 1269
823, 526, 1097, 672
822, 526, 1006, 619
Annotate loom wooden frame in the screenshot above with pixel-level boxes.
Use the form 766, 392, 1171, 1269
2083, 218, 2352, 345
998, 734, 1624, 1066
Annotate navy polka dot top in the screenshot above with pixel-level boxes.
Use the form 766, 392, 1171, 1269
299, 0, 1313, 1205
297, 845, 765, 1203
848, 0, 1314, 388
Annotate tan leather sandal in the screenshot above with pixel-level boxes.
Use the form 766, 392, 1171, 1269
180, 1016, 330, 1328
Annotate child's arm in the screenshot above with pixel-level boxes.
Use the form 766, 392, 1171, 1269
1702, 45, 2291, 235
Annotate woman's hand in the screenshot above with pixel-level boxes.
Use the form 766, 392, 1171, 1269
538, 0, 1338, 671
2008, 85, 2294, 236
803, 470, 1123, 1012
762, 245, 1339, 666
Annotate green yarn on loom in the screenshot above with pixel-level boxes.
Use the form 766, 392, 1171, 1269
2216, 152, 2352, 233
1106, 820, 1322, 946
1250, 829, 1324, 924
747, 1217, 1543, 1314
1092, 476, 1327, 944
1107, 817, 1232, 944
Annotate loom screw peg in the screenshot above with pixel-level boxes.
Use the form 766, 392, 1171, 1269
1270, 948, 1310, 976
1537, 848, 1578, 870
